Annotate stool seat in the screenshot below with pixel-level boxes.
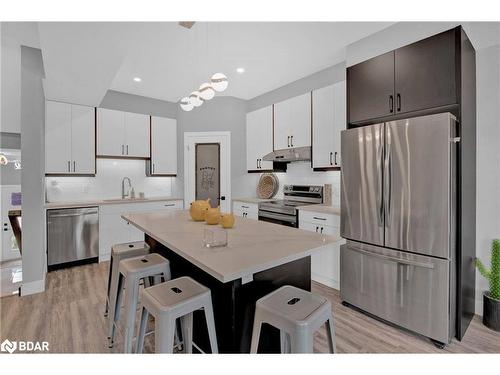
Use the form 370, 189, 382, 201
257, 285, 326, 324
145, 276, 209, 311
109, 252, 171, 353
250, 285, 336, 354
112, 241, 150, 256
136, 277, 218, 354
118, 253, 168, 275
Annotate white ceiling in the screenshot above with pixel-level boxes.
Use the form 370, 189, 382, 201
36, 22, 394, 106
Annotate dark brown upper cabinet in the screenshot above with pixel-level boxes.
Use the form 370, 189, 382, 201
347, 51, 395, 124
348, 27, 460, 125
395, 28, 457, 114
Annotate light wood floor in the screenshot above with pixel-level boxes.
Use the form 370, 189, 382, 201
1, 261, 499, 353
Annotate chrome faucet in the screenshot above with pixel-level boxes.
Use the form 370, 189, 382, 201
121, 177, 132, 199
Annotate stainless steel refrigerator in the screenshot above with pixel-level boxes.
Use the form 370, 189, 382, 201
340, 112, 458, 345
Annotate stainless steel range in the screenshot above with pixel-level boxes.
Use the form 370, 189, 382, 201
258, 185, 323, 227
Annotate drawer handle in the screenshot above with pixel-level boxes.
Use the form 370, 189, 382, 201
313, 216, 327, 221
241, 205, 250, 209
349, 246, 434, 269
164, 204, 175, 207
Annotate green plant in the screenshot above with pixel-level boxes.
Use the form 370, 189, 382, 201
476, 239, 500, 300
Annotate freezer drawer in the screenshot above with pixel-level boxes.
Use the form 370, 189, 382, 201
340, 241, 452, 344
47, 207, 99, 267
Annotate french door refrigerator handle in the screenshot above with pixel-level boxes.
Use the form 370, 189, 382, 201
348, 245, 434, 269
384, 125, 392, 227
376, 126, 384, 226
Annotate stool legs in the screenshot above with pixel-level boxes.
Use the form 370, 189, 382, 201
250, 310, 262, 354
180, 313, 193, 354
203, 301, 219, 354
291, 329, 314, 353
280, 331, 291, 354
136, 307, 149, 354
109, 273, 125, 346
123, 276, 141, 353
104, 256, 114, 317
325, 318, 336, 354
155, 314, 176, 354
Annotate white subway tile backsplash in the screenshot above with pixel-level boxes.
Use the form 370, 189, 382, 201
45, 159, 174, 202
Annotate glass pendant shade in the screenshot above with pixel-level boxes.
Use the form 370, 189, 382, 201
189, 91, 203, 107
199, 83, 215, 100
211, 73, 228, 92
180, 97, 194, 111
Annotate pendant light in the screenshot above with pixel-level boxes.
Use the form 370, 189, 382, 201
189, 91, 203, 107
211, 73, 228, 92
180, 97, 194, 112
199, 82, 215, 100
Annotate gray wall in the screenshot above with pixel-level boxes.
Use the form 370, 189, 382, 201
174, 96, 247, 198
100, 90, 177, 119
247, 62, 346, 112
20, 46, 46, 294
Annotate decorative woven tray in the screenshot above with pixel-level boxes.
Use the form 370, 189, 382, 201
257, 173, 279, 199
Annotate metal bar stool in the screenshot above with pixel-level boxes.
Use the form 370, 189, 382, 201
109, 253, 171, 353
250, 285, 336, 354
136, 276, 218, 354
105, 241, 150, 318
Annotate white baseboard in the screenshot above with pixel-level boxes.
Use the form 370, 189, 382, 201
312, 273, 339, 290
20, 279, 45, 296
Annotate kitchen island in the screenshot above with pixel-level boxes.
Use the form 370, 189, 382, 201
122, 210, 341, 353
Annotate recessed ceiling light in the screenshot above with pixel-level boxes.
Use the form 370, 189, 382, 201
133, 77, 142, 82
236, 67, 245, 74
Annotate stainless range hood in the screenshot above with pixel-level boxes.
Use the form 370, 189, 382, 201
262, 146, 311, 163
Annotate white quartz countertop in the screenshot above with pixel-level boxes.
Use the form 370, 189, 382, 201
232, 197, 277, 204
122, 210, 341, 283
296, 204, 341, 215
45, 197, 183, 209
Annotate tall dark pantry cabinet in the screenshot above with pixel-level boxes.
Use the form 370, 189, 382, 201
345, 26, 476, 341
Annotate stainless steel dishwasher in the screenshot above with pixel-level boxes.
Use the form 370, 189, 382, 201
47, 207, 99, 269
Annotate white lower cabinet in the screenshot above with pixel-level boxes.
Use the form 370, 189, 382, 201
98, 200, 183, 261
299, 211, 343, 290
232, 201, 258, 220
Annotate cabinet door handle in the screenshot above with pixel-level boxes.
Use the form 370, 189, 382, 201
290, 135, 294, 147
397, 93, 401, 112
313, 216, 326, 221
320, 227, 324, 234
329, 152, 333, 165
259, 159, 262, 169
73, 161, 76, 172
152, 163, 155, 173
126, 145, 129, 155
67, 161, 71, 172
389, 95, 394, 113
287, 136, 290, 147
122, 145, 124, 155
334, 151, 338, 166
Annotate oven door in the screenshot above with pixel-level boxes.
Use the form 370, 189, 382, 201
258, 210, 297, 228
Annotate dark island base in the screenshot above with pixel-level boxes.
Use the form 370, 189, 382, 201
145, 234, 311, 353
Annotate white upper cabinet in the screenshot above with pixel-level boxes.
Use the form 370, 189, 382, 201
124, 112, 150, 157
246, 106, 273, 171
97, 108, 150, 158
273, 92, 311, 150
97, 108, 125, 156
150, 116, 177, 175
71, 104, 96, 174
312, 81, 346, 169
45, 100, 95, 174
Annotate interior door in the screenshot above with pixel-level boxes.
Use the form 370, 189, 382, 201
394, 28, 456, 114
45, 100, 72, 173
124, 112, 150, 157
340, 123, 384, 246
71, 104, 95, 174
347, 51, 395, 124
384, 113, 454, 258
